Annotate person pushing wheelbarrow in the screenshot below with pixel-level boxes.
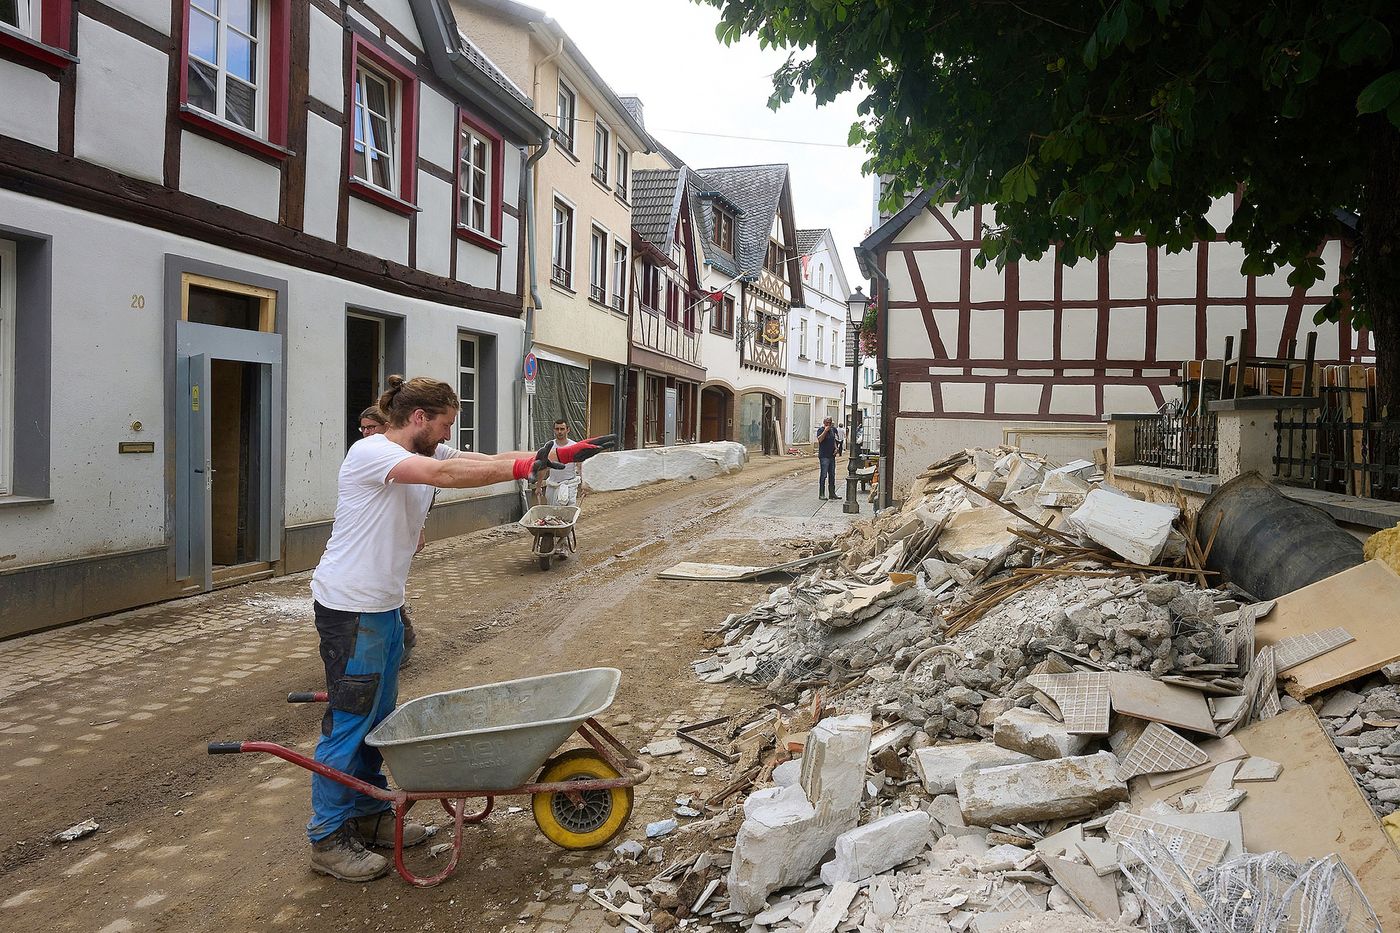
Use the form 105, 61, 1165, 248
306, 374, 615, 881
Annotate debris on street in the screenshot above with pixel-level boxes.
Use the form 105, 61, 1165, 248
51, 818, 99, 844
576, 446, 1400, 932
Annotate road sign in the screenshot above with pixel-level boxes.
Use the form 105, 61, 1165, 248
523, 351, 538, 383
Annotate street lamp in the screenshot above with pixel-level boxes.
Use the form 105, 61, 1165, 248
843, 287, 871, 514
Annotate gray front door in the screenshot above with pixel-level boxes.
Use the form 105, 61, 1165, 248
175, 322, 284, 590
664, 388, 678, 446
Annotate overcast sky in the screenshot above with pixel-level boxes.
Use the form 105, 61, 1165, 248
528, 0, 874, 294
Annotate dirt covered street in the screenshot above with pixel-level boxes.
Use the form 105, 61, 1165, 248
0, 456, 855, 932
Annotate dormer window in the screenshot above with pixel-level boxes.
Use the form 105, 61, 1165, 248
766, 240, 786, 278
712, 206, 734, 255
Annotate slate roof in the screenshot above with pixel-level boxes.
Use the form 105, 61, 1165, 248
694, 163, 789, 279
631, 168, 684, 253
796, 228, 825, 259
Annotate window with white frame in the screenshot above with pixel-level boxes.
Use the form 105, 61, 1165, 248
831, 330, 838, 365
589, 226, 607, 303
551, 197, 574, 288
614, 143, 629, 199
456, 334, 478, 452
556, 78, 577, 152
611, 242, 627, 311
816, 323, 824, 362
592, 120, 610, 186
798, 318, 807, 359
1, 0, 34, 35
0, 240, 15, 495
186, 0, 268, 132
458, 124, 493, 235
352, 61, 399, 193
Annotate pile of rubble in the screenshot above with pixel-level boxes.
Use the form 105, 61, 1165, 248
581, 447, 1398, 933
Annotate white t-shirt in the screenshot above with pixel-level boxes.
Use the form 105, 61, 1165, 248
545, 438, 577, 485
311, 434, 436, 613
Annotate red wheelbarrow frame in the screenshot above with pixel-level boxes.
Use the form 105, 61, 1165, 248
208, 692, 651, 887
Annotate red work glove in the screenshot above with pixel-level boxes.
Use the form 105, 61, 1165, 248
511, 435, 617, 481
551, 435, 618, 465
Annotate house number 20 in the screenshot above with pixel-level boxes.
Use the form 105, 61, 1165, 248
130, 294, 146, 309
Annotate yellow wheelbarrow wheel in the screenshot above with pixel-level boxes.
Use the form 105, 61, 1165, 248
532, 748, 634, 850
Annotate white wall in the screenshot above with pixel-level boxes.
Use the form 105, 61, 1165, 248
0, 189, 524, 565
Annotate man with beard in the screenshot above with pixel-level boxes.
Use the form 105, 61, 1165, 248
307, 375, 615, 881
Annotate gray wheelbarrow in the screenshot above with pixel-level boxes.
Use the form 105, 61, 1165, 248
207, 667, 649, 886
520, 504, 580, 570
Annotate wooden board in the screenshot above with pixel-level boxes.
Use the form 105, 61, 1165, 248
1131, 706, 1400, 928
656, 550, 840, 581
1255, 560, 1400, 699
1107, 672, 1217, 735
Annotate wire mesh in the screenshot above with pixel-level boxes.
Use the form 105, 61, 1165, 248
1120, 831, 1381, 933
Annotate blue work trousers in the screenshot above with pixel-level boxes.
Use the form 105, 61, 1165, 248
306, 603, 403, 842
819, 455, 837, 498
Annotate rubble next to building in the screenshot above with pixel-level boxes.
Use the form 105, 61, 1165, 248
579, 447, 1400, 933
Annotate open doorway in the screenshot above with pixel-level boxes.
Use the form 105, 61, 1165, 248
210, 359, 257, 570
346, 314, 385, 448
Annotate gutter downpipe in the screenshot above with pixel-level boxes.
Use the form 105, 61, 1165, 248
857, 244, 893, 509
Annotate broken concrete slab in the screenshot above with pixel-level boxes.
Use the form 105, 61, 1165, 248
1067, 488, 1179, 566
806, 881, 859, 933
1043, 855, 1120, 921
1234, 756, 1283, 782
1032, 824, 1085, 858
938, 507, 1021, 563
1319, 689, 1367, 719
956, 752, 1129, 826
800, 712, 872, 819
1107, 672, 1217, 735
913, 743, 1037, 795
819, 810, 933, 885
993, 707, 1093, 760
1075, 837, 1121, 877
656, 550, 839, 582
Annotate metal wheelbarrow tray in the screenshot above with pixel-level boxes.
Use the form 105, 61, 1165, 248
520, 505, 580, 569
207, 667, 649, 887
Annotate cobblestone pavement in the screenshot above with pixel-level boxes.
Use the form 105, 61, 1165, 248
0, 457, 854, 932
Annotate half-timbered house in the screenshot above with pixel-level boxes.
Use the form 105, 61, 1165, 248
861, 191, 1367, 497
0, 0, 550, 634
624, 166, 704, 447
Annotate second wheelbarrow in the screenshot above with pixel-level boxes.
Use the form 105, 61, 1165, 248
519, 504, 580, 570
208, 667, 648, 886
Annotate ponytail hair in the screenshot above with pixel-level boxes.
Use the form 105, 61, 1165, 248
377, 375, 459, 428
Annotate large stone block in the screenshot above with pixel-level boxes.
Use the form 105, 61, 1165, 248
955, 752, 1128, 826
1067, 488, 1179, 566
583, 441, 747, 492
801, 712, 873, 820
729, 713, 872, 913
912, 742, 1036, 795
993, 707, 1093, 760
819, 811, 933, 885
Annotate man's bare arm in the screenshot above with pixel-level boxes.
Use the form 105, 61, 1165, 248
387, 454, 523, 488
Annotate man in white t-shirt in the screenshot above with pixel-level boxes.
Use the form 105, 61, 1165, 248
307, 376, 615, 881
537, 418, 584, 507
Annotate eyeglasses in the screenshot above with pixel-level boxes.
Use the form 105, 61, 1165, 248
358, 425, 380, 434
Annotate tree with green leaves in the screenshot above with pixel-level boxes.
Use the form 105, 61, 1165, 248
700, 0, 1400, 410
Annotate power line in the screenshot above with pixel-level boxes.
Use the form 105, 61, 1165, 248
542, 110, 858, 149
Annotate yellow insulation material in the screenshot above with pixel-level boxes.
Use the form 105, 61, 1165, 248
1363, 523, 1400, 577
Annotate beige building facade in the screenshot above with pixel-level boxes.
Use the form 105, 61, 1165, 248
453, 0, 648, 443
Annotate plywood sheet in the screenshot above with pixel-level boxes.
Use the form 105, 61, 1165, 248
1256, 560, 1400, 698
1108, 672, 1217, 735
1132, 706, 1400, 928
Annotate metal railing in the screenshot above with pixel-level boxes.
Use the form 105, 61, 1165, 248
1132, 408, 1219, 474
551, 264, 570, 289
1274, 384, 1400, 500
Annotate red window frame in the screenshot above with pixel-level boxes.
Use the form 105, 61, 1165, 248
454, 107, 505, 250
176, 0, 292, 162
346, 35, 419, 216
0, 0, 75, 72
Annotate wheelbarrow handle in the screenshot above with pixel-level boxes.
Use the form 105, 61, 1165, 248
288, 691, 328, 703
207, 741, 246, 754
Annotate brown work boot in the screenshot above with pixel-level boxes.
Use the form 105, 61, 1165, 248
351, 809, 433, 849
309, 824, 389, 882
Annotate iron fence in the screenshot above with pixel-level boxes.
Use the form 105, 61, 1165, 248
1274, 385, 1400, 500
1132, 409, 1219, 474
